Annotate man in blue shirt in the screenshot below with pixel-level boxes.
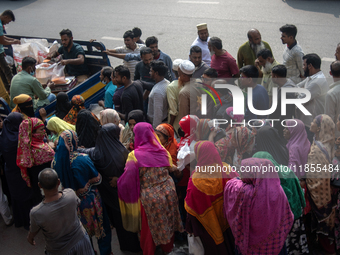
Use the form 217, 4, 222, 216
98, 66, 117, 109
0, 10, 20, 91
240, 65, 269, 121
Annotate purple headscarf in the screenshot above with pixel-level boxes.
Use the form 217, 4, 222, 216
286, 119, 311, 178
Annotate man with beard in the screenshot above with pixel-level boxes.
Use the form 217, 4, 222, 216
269, 65, 296, 137
191, 23, 211, 67
255, 49, 279, 99
280, 24, 304, 84
296, 53, 328, 143
148, 61, 170, 128
208, 37, 239, 79
50, 29, 89, 85
189, 46, 209, 78
105, 30, 145, 80
237, 29, 272, 69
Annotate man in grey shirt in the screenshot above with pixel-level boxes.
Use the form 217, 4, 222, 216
27, 169, 94, 255
189, 46, 209, 78
296, 54, 329, 143
325, 61, 340, 137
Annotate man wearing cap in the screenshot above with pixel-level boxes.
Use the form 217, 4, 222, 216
191, 23, 211, 67
167, 59, 183, 136
178, 60, 201, 121
237, 28, 272, 69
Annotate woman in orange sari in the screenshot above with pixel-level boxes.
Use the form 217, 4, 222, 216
185, 140, 238, 255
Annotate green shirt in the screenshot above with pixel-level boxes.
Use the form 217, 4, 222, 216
58, 43, 89, 77
10, 71, 51, 110
237, 41, 272, 69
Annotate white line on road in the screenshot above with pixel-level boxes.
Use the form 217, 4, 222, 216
101, 36, 123, 41
178, 1, 219, 4
322, 57, 335, 62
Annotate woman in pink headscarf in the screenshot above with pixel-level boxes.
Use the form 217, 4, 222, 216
283, 119, 311, 179
224, 158, 294, 255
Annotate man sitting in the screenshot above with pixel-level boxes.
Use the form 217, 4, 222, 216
10, 57, 55, 110
27, 168, 94, 255
50, 29, 89, 85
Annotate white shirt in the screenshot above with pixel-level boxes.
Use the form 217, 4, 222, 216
191, 37, 211, 67
148, 79, 170, 128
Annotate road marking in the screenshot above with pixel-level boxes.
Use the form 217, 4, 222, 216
322, 57, 335, 62
101, 36, 123, 41
178, 1, 219, 3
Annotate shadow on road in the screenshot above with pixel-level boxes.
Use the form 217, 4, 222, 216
1, 0, 38, 11
283, 0, 340, 18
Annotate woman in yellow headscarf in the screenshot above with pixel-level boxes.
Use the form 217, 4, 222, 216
46, 117, 75, 141
11, 94, 35, 119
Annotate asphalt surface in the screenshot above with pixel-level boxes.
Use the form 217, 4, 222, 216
1, 0, 340, 254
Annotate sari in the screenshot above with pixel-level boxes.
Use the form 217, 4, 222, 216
46, 116, 75, 138
11, 94, 35, 119
76, 109, 101, 148
55, 92, 72, 119
185, 141, 238, 254
63, 95, 85, 125
224, 158, 294, 255
306, 114, 336, 251
16, 117, 55, 188
52, 130, 105, 239
156, 123, 178, 166
117, 123, 183, 252
285, 119, 311, 178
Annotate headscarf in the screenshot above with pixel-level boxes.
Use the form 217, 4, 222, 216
195, 118, 211, 141
253, 151, 306, 219
76, 109, 101, 148
46, 116, 75, 137
127, 109, 145, 123
185, 141, 238, 245
52, 130, 101, 193
16, 117, 55, 187
121, 109, 145, 149
156, 123, 178, 166
12, 94, 35, 118
178, 115, 199, 149
63, 95, 85, 125
0, 112, 22, 153
225, 107, 244, 123
117, 122, 173, 233
87, 123, 128, 178
306, 114, 335, 233
100, 109, 124, 138
224, 158, 294, 255
55, 92, 72, 119
256, 126, 289, 166
285, 119, 311, 178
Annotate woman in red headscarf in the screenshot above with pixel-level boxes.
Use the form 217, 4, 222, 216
155, 123, 178, 166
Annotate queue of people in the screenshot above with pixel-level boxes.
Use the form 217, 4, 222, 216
2, 7, 340, 255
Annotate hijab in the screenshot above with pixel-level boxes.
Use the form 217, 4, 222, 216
224, 158, 294, 255
100, 109, 120, 126
156, 123, 178, 166
46, 116, 75, 137
76, 109, 101, 148
121, 109, 145, 148
256, 126, 289, 166
12, 94, 35, 118
286, 119, 311, 178
17, 117, 55, 187
178, 115, 199, 149
63, 95, 85, 125
55, 92, 72, 119
196, 118, 211, 141
0, 112, 23, 153
253, 151, 306, 219
127, 109, 145, 123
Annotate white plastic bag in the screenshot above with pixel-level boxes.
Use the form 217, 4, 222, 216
49, 40, 59, 54
36, 63, 56, 84
12, 43, 35, 72
188, 234, 204, 255
177, 141, 196, 171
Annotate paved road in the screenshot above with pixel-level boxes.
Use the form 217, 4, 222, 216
1, 0, 340, 254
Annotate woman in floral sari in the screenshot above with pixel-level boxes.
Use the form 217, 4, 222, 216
52, 130, 112, 255
117, 122, 183, 255
185, 141, 238, 255
306, 114, 337, 254
16, 117, 55, 203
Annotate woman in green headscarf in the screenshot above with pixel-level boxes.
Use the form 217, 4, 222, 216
253, 151, 308, 255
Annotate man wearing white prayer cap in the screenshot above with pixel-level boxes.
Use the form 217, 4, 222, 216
167, 59, 183, 136
191, 23, 211, 67
178, 60, 202, 121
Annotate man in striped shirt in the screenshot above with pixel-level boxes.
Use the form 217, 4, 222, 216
280, 24, 305, 84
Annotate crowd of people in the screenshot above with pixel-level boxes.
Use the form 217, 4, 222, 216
1, 7, 340, 255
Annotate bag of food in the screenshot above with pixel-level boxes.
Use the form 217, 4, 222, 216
12, 43, 35, 72
51, 64, 67, 84
36, 63, 56, 84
